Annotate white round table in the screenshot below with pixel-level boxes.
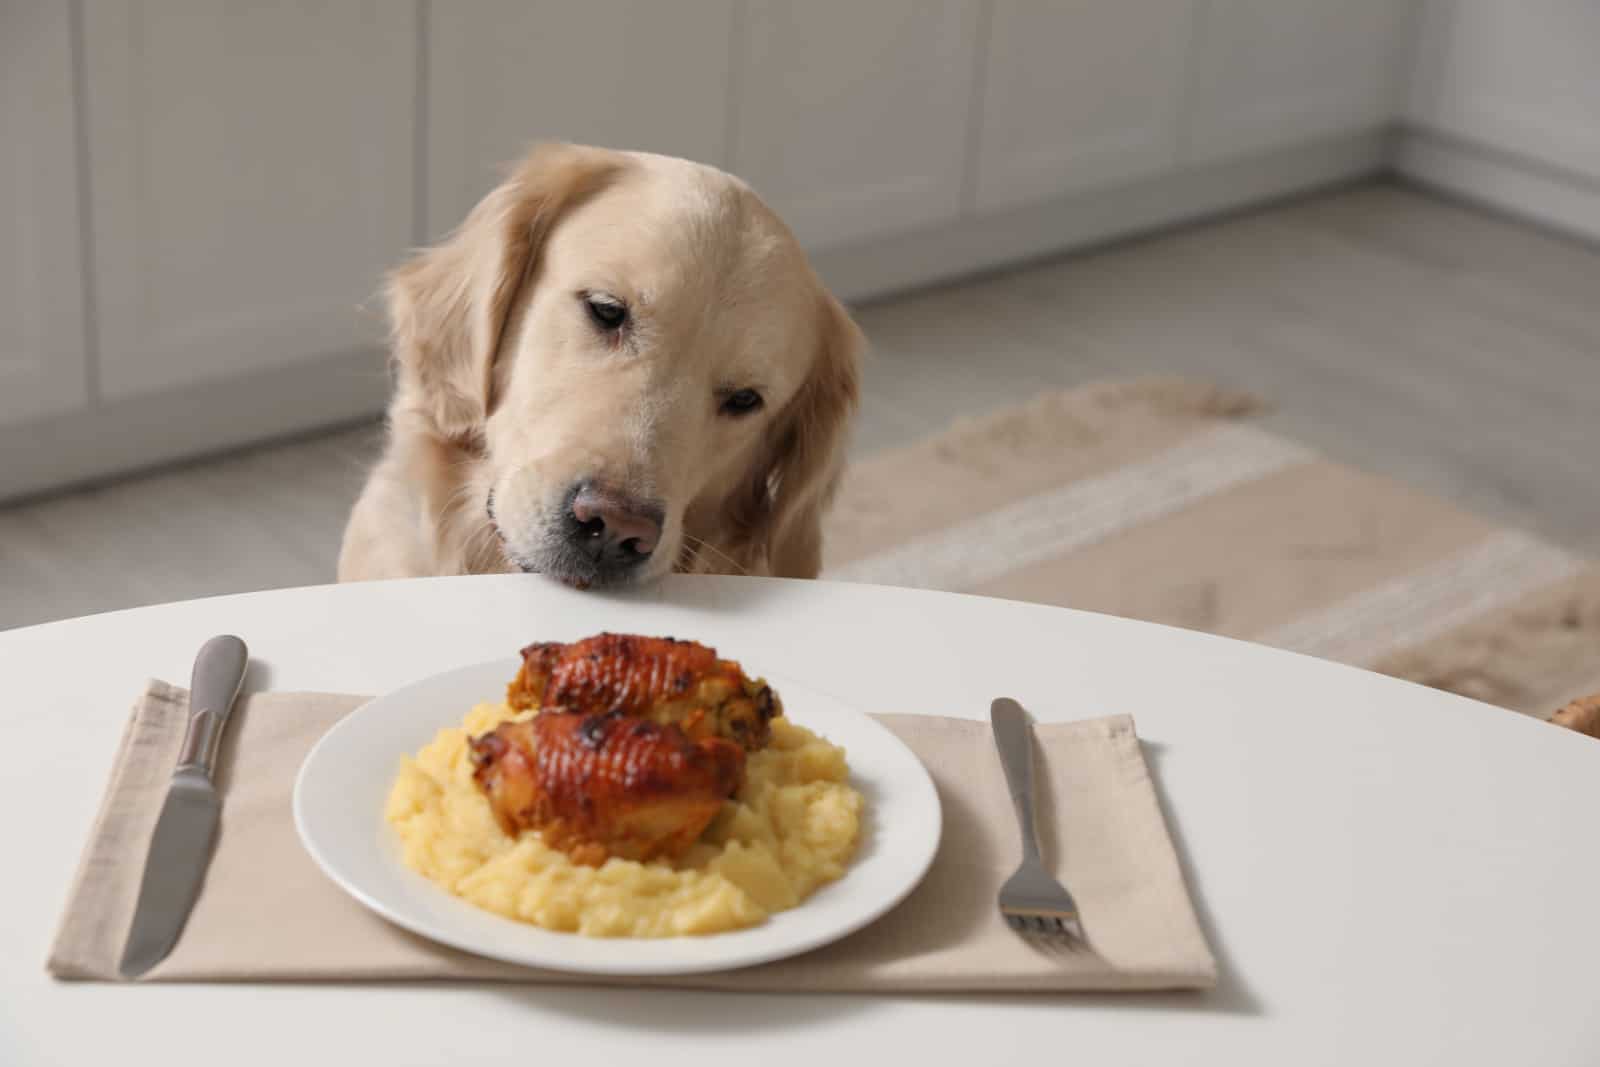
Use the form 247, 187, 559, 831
4, 575, 1597, 1065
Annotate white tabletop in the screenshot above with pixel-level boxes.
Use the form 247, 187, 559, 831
4, 575, 1597, 1065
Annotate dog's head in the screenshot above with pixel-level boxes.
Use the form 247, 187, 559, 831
386, 143, 862, 588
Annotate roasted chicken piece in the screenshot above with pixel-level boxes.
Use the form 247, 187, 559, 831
469, 709, 745, 865
507, 633, 781, 751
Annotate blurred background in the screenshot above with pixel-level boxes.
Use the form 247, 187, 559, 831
3, 0, 1598, 639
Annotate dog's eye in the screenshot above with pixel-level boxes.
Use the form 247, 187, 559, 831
719, 389, 764, 417
585, 295, 628, 331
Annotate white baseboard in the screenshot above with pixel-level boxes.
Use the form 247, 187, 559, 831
814, 130, 1390, 304
0, 348, 391, 504
1393, 128, 1600, 246
0, 129, 1390, 504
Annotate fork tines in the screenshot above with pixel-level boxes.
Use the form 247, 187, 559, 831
1002, 910, 1088, 952
1002, 909, 1081, 935
1003, 911, 1069, 932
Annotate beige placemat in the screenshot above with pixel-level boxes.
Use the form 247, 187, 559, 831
825, 379, 1600, 717
48, 683, 1216, 993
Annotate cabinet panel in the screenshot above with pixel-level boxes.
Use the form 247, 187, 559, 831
83, 2, 415, 400
426, 1, 734, 240
1407, 0, 1600, 178
1185, 0, 1415, 163
730, 0, 982, 249
1, 1, 89, 426
975, 0, 1197, 213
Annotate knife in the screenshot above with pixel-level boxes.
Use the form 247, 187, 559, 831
118, 635, 249, 978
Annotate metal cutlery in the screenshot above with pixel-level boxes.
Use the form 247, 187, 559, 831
119, 635, 249, 978
991, 697, 1084, 943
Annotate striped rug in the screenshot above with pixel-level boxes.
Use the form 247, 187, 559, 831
823, 380, 1600, 718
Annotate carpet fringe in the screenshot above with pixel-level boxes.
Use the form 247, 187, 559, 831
1373, 566, 1600, 718
938, 378, 1265, 451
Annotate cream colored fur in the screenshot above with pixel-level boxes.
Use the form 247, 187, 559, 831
339, 143, 862, 586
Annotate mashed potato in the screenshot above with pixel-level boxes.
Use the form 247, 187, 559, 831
385, 702, 863, 937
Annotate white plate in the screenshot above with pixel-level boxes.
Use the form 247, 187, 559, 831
293, 657, 941, 976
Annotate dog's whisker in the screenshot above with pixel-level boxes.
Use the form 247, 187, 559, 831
437, 483, 481, 516
450, 513, 500, 573
470, 520, 505, 570
676, 543, 710, 575
677, 540, 715, 576
682, 534, 749, 576
683, 542, 724, 577
700, 543, 748, 576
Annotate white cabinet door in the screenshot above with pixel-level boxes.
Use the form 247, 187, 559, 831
1, 1, 89, 427
1185, 0, 1416, 163
975, 0, 1197, 213
82, 2, 415, 401
1407, 0, 1600, 178
426, 1, 734, 241
730, 0, 982, 250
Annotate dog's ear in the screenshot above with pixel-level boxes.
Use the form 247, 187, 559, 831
386, 142, 619, 445
751, 291, 863, 578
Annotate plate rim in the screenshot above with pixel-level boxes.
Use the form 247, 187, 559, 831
292, 656, 942, 976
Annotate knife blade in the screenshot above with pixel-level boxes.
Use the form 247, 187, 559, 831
118, 635, 248, 978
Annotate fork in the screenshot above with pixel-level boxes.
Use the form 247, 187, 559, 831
991, 697, 1082, 939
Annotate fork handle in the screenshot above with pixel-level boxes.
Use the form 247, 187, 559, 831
990, 698, 1042, 861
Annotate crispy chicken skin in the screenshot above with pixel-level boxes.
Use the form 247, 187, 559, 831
473, 633, 781, 864
507, 633, 781, 751
469, 710, 745, 865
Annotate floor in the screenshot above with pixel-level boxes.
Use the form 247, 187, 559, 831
5, 180, 1599, 631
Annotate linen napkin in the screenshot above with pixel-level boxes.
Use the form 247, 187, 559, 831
48, 682, 1217, 992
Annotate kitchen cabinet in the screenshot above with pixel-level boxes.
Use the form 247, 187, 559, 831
425, 0, 734, 241
3, 0, 1431, 499
729, 0, 982, 249
1407, 0, 1600, 178
974, 0, 1197, 212
1, 1, 90, 427
81, 1, 416, 400
1184, 0, 1414, 162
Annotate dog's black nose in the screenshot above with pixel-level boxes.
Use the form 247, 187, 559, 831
565, 485, 663, 574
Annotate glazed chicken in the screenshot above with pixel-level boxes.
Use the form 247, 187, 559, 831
507, 633, 781, 751
473, 634, 781, 864
470, 709, 745, 865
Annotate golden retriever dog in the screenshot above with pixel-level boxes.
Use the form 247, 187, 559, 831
339, 143, 862, 588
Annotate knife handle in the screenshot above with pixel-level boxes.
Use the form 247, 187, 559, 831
990, 697, 1042, 861
176, 635, 249, 778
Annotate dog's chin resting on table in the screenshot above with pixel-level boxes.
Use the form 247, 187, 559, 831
338, 142, 863, 590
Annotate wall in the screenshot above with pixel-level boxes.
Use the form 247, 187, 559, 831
1397, 0, 1600, 241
